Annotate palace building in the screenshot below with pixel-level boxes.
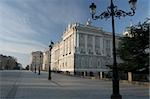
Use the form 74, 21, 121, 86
50, 22, 121, 76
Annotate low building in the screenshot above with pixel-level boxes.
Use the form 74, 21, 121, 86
0, 54, 18, 70
30, 51, 43, 71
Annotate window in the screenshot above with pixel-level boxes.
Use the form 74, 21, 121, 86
88, 48, 93, 54
106, 40, 111, 57
95, 36, 101, 55
87, 35, 92, 48
95, 49, 101, 55
79, 34, 85, 47
95, 36, 100, 48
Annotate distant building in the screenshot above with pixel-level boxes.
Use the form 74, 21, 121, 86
50, 23, 121, 75
0, 54, 18, 70
17, 63, 23, 70
30, 51, 43, 71
42, 50, 50, 71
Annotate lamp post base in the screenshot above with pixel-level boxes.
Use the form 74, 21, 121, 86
111, 94, 122, 99
38, 70, 40, 75
48, 66, 51, 80
48, 77, 51, 80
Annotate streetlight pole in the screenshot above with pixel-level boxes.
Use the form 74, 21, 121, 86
38, 65, 40, 75
89, 0, 137, 99
35, 65, 36, 73
48, 45, 51, 80
48, 58, 51, 80
34, 56, 36, 73
110, 1, 120, 98
38, 55, 41, 75
48, 41, 54, 80
0, 55, 1, 69
35, 66, 36, 73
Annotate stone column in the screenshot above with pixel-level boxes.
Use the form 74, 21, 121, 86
73, 31, 76, 53
76, 31, 79, 53
128, 72, 132, 82
84, 71, 87, 76
66, 38, 68, 55
93, 36, 96, 55
110, 38, 113, 57
100, 37, 103, 55
63, 40, 65, 56
103, 39, 105, 56
100, 72, 103, 79
69, 36, 71, 54
85, 34, 88, 54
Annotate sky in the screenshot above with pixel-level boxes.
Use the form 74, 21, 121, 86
0, 0, 149, 67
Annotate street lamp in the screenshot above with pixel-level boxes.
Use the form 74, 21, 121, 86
38, 55, 41, 75
34, 56, 36, 73
0, 56, 1, 70
48, 41, 54, 80
89, 0, 137, 99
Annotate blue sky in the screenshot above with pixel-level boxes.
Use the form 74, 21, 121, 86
0, 0, 149, 67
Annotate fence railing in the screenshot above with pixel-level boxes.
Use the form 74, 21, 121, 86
74, 71, 149, 82
104, 72, 149, 82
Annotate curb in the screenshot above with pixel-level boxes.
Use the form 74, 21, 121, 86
53, 72, 150, 86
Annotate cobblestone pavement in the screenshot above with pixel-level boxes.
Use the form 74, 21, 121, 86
0, 70, 149, 99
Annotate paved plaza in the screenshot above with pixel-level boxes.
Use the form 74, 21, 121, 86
0, 70, 149, 99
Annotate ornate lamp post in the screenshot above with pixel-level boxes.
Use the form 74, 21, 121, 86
89, 0, 137, 99
48, 41, 54, 80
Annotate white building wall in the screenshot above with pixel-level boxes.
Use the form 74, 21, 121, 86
31, 51, 43, 71
51, 43, 59, 71
50, 23, 120, 75
42, 50, 50, 71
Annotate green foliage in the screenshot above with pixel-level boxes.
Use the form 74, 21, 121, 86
117, 19, 149, 72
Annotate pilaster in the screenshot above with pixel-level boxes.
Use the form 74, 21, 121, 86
76, 31, 79, 53
93, 36, 96, 55
85, 34, 88, 54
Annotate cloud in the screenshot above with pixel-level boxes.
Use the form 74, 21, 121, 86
0, 37, 47, 54
0, 0, 149, 67
0, 1, 48, 53
0, 0, 89, 67
0, 0, 89, 51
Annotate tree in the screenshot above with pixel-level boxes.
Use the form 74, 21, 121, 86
117, 19, 149, 73
25, 65, 30, 70
0, 54, 19, 70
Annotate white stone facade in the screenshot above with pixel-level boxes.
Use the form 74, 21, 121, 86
42, 50, 50, 71
51, 23, 120, 75
31, 51, 43, 71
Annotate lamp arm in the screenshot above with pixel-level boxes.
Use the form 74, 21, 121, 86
114, 9, 135, 17
92, 8, 135, 20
